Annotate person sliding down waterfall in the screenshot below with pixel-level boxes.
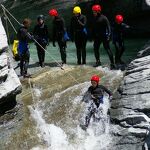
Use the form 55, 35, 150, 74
80, 75, 112, 130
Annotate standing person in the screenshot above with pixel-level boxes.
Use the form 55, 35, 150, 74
91, 5, 115, 69
17, 18, 32, 78
112, 15, 130, 65
49, 9, 67, 66
70, 6, 87, 65
80, 75, 112, 130
33, 15, 49, 67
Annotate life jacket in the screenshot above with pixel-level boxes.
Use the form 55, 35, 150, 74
12, 40, 20, 61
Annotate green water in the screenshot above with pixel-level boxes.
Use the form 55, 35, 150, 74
29, 38, 148, 66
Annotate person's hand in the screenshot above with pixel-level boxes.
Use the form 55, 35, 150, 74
91, 95, 96, 99
109, 95, 113, 101
46, 41, 49, 46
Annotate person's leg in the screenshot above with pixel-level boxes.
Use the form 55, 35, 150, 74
75, 39, 82, 65
118, 40, 125, 64
24, 51, 30, 77
41, 44, 46, 67
20, 54, 24, 76
114, 42, 120, 64
58, 40, 67, 64
81, 38, 87, 64
103, 39, 115, 69
37, 45, 42, 66
93, 38, 101, 67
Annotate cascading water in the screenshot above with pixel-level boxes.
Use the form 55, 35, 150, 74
28, 68, 122, 150
0, 66, 123, 150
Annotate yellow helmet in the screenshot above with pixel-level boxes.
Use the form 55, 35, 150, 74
73, 6, 81, 14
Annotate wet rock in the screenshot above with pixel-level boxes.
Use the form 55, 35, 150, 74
0, 17, 22, 113
110, 41, 150, 149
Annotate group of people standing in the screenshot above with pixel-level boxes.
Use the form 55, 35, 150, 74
17, 4, 129, 78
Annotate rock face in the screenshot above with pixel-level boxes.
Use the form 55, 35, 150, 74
110, 41, 150, 150
0, 18, 22, 113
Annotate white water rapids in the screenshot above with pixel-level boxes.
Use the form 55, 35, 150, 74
28, 68, 123, 150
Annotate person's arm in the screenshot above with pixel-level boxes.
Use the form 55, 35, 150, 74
101, 85, 112, 96
122, 23, 130, 29
61, 18, 67, 33
70, 17, 74, 41
105, 16, 111, 40
77, 15, 87, 27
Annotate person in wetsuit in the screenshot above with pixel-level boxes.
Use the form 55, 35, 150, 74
49, 9, 67, 66
70, 6, 87, 65
112, 15, 130, 65
17, 18, 32, 78
33, 15, 49, 67
81, 75, 112, 129
91, 5, 115, 69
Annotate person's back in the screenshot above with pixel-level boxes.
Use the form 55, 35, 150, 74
17, 18, 31, 77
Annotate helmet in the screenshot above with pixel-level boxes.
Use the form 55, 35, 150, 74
37, 15, 45, 21
91, 75, 100, 84
73, 6, 81, 14
49, 9, 58, 17
92, 5, 101, 12
115, 15, 123, 24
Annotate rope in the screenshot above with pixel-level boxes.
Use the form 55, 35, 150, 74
1, 4, 79, 84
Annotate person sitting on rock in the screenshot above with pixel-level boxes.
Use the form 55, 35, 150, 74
81, 75, 112, 130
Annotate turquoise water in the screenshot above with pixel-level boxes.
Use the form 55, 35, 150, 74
29, 38, 148, 66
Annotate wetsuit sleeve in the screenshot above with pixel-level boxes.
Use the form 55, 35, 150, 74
105, 16, 111, 38
78, 15, 87, 27
61, 18, 66, 33
44, 25, 49, 42
122, 23, 130, 29
20, 28, 33, 41
101, 85, 112, 96
70, 18, 74, 40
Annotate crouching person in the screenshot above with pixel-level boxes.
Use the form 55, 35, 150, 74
80, 75, 112, 130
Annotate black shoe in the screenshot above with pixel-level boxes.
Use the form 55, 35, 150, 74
93, 61, 101, 67
41, 62, 45, 68
23, 74, 31, 78
110, 64, 116, 70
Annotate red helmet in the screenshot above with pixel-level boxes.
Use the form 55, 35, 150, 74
115, 15, 123, 24
49, 9, 58, 17
92, 5, 101, 12
91, 75, 100, 83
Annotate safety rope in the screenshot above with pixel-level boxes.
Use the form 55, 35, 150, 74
1, 4, 79, 84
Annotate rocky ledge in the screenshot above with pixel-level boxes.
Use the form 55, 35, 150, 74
0, 18, 22, 114
110, 41, 150, 150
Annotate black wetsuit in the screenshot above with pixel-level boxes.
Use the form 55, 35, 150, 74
82, 85, 112, 128
92, 14, 114, 66
33, 23, 49, 67
112, 22, 130, 64
17, 26, 32, 76
70, 14, 87, 64
52, 16, 67, 64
